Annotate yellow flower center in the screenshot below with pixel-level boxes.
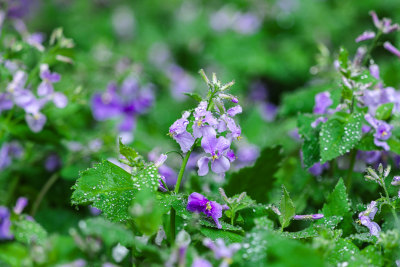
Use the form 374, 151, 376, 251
236, 136, 242, 141
382, 131, 387, 136
206, 202, 212, 211
212, 154, 219, 161
224, 258, 233, 265
197, 120, 203, 127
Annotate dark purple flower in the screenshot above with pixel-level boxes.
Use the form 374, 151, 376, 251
313, 92, 333, 114
0, 207, 13, 240
192, 258, 212, 267
13, 197, 28, 214
355, 31, 376, 43
293, 214, 324, 220
45, 154, 61, 172
169, 111, 195, 153
308, 162, 329, 176
384, 42, 400, 58
203, 238, 241, 263
187, 192, 226, 229
198, 132, 231, 176
365, 114, 392, 151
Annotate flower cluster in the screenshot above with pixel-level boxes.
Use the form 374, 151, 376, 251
91, 76, 154, 142
1, 65, 67, 133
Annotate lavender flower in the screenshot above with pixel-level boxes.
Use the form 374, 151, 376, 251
203, 238, 240, 266
45, 154, 61, 172
13, 197, 28, 214
0, 141, 23, 170
293, 214, 324, 220
364, 114, 392, 151
149, 151, 177, 188
192, 258, 212, 267
0, 93, 13, 113
0, 207, 13, 240
197, 132, 232, 176
187, 193, 226, 229
358, 201, 380, 237
355, 31, 376, 43
193, 101, 218, 139
370, 11, 400, 34
313, 92, 333, 114
38, 64, 61, 97
384, 41, 400, 58
166, 65, 195, 101
169, 111, 195, 153
308, 162, 329, 176
392, 176, 400, 186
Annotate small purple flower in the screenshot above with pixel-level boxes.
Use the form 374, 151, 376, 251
89, 206, 102, 216
193, 101, 218, 139
308, 162, 329, 176
234, 144, 259, 168
232, 12, 261, 35
0, 142, 23, 170
358, 201, 380, 237
0, 93, 13, 113
166, 65, 195, 101
364, 114, 392, 151
355, 31, 376, 43
45, 154, 61, 172
203, 238, 241, 264
313, 92, 333, 114
218, 114, 241, 140
169, 111, 195, 153
38, 64, 61, 97
25, 112, 47, 133
92, 83, 122, 121
384, 41, 400, 58
0, 207, 13, 240
13, 197, 28, 214
392, 176, 400, 186
187, 192, 226, 229
293, 214, 324, 220
311, 116, 327, 128
192, 258, 212, 267
198, 133, 231, 176
260, 102, 278, 122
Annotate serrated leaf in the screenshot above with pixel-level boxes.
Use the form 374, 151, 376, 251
319, 112, 363, 162
79, 217, 134, 246
356, 133, 378, 151
11, 220, 48, 246
225, 146, 283, 203
297, 114, 321, 168
279, 185, 295, 230
72, 161, 161, 222
327, 239, 369, 266
119, 140, 144, 168
183, 92, 202, 102
375, 103, 394, 121
322, 179, 350, 218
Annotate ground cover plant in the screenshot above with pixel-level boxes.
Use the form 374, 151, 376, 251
2, 1, 400, 266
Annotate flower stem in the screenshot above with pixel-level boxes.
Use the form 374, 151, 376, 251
381, 179, 400, 228
30, 173, 59, 217
345, 149, 357, 192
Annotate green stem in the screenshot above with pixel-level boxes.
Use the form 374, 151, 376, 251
381, 180, 400, 228
345, 149, 357, 192
30, 173, 59, 217
174, 151, 192, 193
363, 30, 382, 66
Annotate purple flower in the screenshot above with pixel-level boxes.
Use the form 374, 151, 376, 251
45, 154, 61, 172
313, 92, 333, 114
308, 162, 329, 176
192, 258, 212, 267
89, 206, 102, 216
293, 214, 324, 220
364, 114, 392, 151
187, 192, 226, 229
358, 201, 380, 237
203, 238, 241, 264
370, 11, 400, 34
355, 31, 376, 43
234, 144, 259, 168
0, 93, 13, 113
193, 101, 218, 139
91, 83, 122, 121
0, 142, 23, 170
260, 102, 278, 122
0, 207, 13, 240
233, 12, 261, 35
166, 65, 195, 101
197, 132, 232, 176
13, 197, 28, 214
169, 111, 195, 153
25, 112, 47, 133
392, 176, 400, 186
38, 64, 61, 97
218, 114, 241, 140
384, 42, 400, 58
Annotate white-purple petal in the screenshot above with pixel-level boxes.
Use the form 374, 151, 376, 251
53, 92, 68, 108
211, 156, 230, 174
197, 156, 210, 176
25, 112, 47, 133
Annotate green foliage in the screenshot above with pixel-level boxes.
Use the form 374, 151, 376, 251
375, 103, 394, 121
224, 146, 283, 203
78, 217, 135, 247
322, 179, 350, 218
0, 243, 29, 267
298, 114, 321, 168
11, 220, 48, 246
319, 112, 363, 162
200, 228, 243, 243
279, 185, 295, 230
72, 160, 161, 222
326, 239, 370, 266
119, 139, 145, 169
183, 92, 203, 102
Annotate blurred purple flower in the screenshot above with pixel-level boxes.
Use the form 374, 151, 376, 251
313, 92, 333, 114
13, 197, 28, 214
149, 151, 177, 188
187, 192, 226, 229
0, 207, 13, 240
365, 114, 392, 150
203, 238, 241, 263
293, 214, 324, 220
89, 206, 102, 216
0, 93, 13, 113
166, 65, 195, 101
260, 102, 278, 122
308, 162, 329, 176
192, 258, 212, 267
358, 201, 380, 237
355, 31, 376, 43
234, 143, 259, 168
233, 12, 261, 35
45, 154, 61, 172
370, 11, 400, 34
0, 141, 23, 170
384, 41, 400, 58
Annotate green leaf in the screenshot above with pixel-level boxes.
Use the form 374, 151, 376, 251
183, 92, 202, 102
119, 140, 144, 168
224, 146, 283, 203
78, 217, 135, 247
327, 239, 370, 266
0, 243, 29, 267
279, 185, 295, 230
322, 179, 350, 218
319, 112, 363, 162
72, 160, 161, 222
11, 220, 48, 246
388, 137, 400, 154
298, 114, 320, 168
200, 228, 243, 243
375, 103, 394, 121
356, 133, 378, 151
341, 83, 353, 101
338, 47, 349, 70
